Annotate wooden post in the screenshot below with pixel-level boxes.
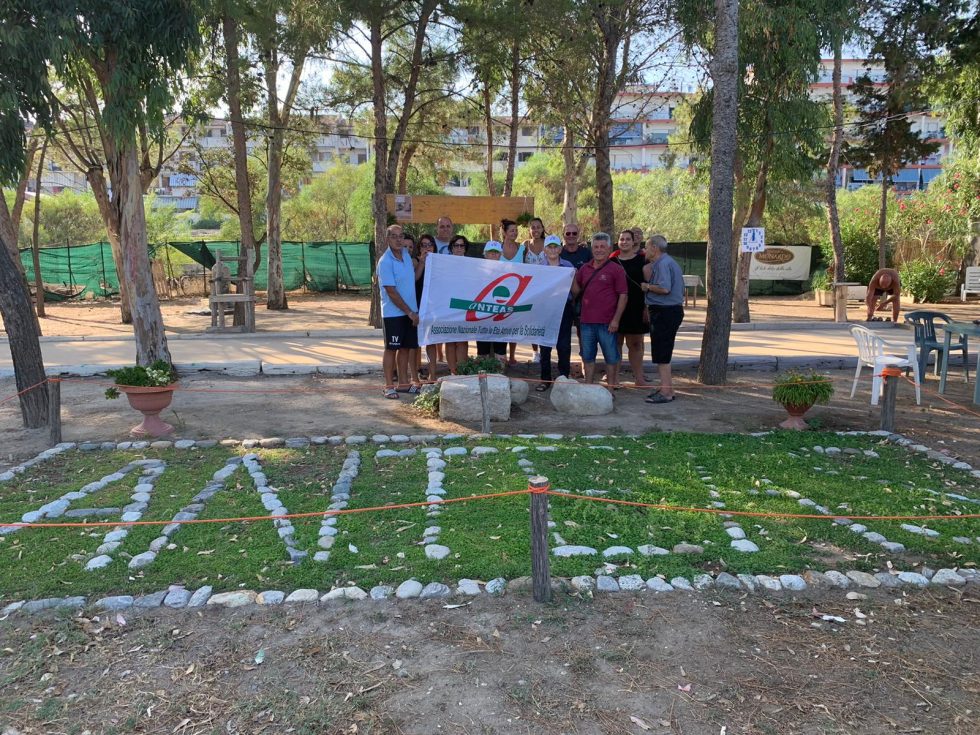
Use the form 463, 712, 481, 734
879, 366, 900, 433
529, 476, 552, 603
48, 379, 61, 446
478, 370, 490, 434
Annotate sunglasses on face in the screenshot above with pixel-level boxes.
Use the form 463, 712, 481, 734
451, 243, 466, 248
564, 232, 578, 237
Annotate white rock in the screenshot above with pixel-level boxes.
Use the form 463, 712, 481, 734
570, 575, 595, 592
618, 574, 646, 591
207, 591, 257, 608
321, 587, 368, 601
510, 378, 529, 406
85, 555, 113, 571
669, 577, 694, 591
425, 544, 451, 560
730, 539, 760, 552
395, 580, 423, 598
439, 375, 511, 422
553, 545, 598, 557
755, 575, 782, 591
637, 544, 670, 556
932, 569, 966, 586
128, 551, 157, 569
456, 579, 482, 596
646, 577, 675, 593
602, 546, 634, 558
549, 376, 613, 416
284, 589, 320, 603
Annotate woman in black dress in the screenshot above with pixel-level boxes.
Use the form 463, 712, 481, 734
612, 229, 650, 388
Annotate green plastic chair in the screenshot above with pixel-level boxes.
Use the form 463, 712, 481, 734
904, 310, 969, 380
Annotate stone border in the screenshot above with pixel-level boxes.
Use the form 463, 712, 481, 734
2, 428, 979, 618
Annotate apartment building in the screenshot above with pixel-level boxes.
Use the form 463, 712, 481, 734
151, 117, 372, 210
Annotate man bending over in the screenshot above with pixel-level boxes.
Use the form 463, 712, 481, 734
866, 268, 902, 322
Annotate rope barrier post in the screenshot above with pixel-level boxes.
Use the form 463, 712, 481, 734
48, 379, 61, 446
529, 476, 552, 603
478, 370, 490, 434
880, 366, 901, 433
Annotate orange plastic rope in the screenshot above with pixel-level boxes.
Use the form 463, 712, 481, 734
0, 489, 532, 529
0, 378, 50, 405
545, 490, 980, 521
901, 374, 980, 421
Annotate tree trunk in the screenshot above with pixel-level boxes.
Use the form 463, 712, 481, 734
878, 174, 888, 270
397, 140, 419, 194
223, 12, 257, 328
0, 195, 48, 427
31, 139, 48, 319
698, 0, 740, 386
732, 163, 768, 323
503, 40, 520, 197
10, 138, 39, 240
483, 84, 496, 196
265, 125, 288, 310
110, 137, 171, 365
561, 125, 579, 226
369, 15, 388, 329
87, 170, 133, 324
826, 34, 845, 282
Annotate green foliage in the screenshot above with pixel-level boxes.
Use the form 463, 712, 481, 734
771, 369, 835, 407
104, 359, 178, 399
411, 385, 441, 416
282, 162, 369, 241
192, 216, 222, 230
145, 195, 192, 245
810, 270, 831, 291
899, 256, 957, 303
15, 190, 107, 249
455, 355, 505, 375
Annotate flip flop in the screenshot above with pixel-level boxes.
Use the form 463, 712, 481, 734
535, 383, 549, 392
383, 388, 399, 400
508, 359, 519, 367
646, 389, 662, 399
645, 393, 674, 404
407, 383, 422, 394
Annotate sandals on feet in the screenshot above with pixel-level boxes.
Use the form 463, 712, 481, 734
383, 388, 399, 400
407, 383, 422, 395
645, 392, 674, 404
535, 383, 549, 392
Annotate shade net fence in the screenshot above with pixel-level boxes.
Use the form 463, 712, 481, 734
20, 240, 823, 300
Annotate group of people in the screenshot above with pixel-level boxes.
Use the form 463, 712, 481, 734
378, 216, 686, 405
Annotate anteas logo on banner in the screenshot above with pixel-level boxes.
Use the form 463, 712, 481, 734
449, 273, 535, 322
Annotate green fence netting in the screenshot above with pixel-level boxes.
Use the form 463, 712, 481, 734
166, 241, 373, 292
20, 241, 119, 299
20, 240, 822, 299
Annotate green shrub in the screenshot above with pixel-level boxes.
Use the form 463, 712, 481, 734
771, 369, 835, 407
104, 359, 178, 399
899, 257, 957, 304
810, 269, 831, 292
455, 355, 505, 375
192, 216, 222, 230
412, 384, 440, 416
821, 220, 889, 286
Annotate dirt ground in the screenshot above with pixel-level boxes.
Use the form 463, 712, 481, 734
2, 586, 978, 734
4, 292, 979, 338
2, 363, 979, 470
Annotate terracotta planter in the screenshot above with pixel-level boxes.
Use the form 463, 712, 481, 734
118, 383, 178, 437
778, 401, 815, 431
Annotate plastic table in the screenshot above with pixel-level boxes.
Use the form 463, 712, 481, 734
938, 322, 980, 404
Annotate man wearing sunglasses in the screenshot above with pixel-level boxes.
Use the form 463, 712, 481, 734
561, 224, 592, 271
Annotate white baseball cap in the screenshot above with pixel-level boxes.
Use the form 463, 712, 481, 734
484, 240, 503, 253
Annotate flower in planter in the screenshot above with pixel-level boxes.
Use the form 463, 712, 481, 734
771, 369, 835, 408
105, 360, 178, 399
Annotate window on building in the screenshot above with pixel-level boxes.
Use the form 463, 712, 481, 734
521, 126, 533, 137
467, 126, 480, 135
518, 152, 534, 162
357, 153, 367, 164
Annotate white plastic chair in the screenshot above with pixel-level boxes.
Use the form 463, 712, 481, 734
849, 325, 921, 406
962, 266, 980, 301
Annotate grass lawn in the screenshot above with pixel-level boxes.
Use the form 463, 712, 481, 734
1, 431, 979, 602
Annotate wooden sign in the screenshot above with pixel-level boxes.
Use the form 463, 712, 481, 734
385, 195, 534, 225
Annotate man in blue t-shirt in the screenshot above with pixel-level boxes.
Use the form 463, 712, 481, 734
378, 225, 420, 398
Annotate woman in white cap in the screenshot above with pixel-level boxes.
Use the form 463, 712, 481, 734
537, 235, 574, 391
475, 241, 508, 367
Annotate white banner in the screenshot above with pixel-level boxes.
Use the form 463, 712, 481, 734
418, 255, 574, 348
748, 246, 813, 280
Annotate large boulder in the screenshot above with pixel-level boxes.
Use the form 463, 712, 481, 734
438, 375, 511, 422
510, 378, 529, 406
550, 376, 613, 415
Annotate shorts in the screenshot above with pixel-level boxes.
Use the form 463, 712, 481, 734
874, 288, 894, 298
648, 305, 684, 364
476, 341, 506, 356
579, 322, 621, 365
382, 316, 419, 351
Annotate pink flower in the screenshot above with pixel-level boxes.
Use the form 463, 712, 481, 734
900, 203, 906, 210
945, 205, 951, 210
954, 183, 960, 189
855, 207, 860, 212
927, 219, 934, 224
940, 269, 946, 275
959, 209, 967, 215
